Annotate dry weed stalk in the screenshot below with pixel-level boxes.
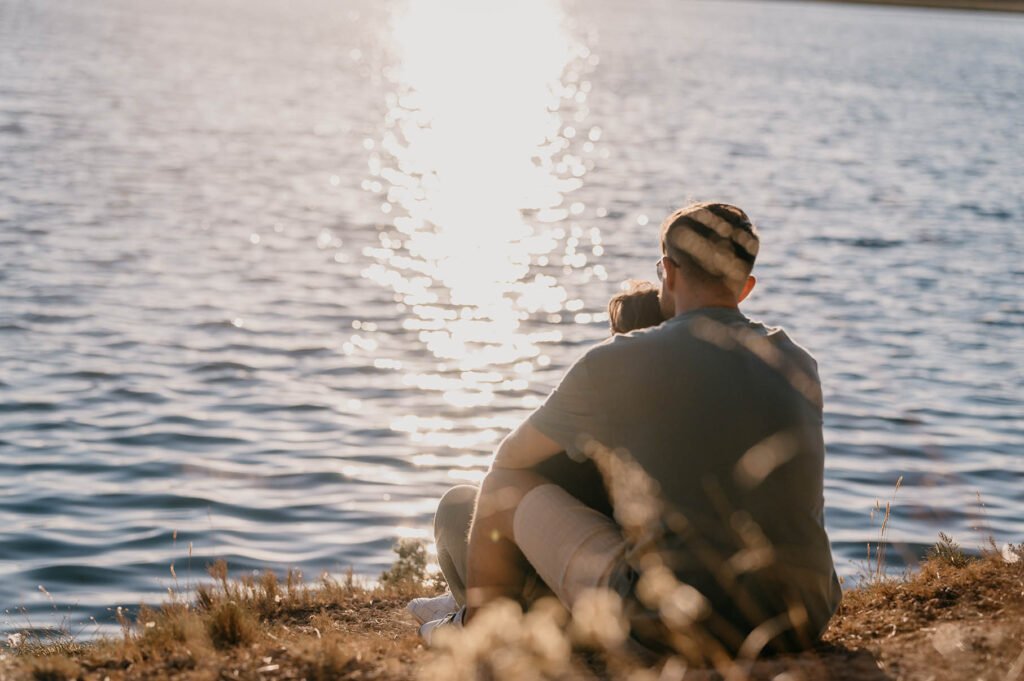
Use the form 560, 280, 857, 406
866, 476, 903, 584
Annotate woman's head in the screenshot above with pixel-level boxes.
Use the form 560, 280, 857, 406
608, 280, 664, 334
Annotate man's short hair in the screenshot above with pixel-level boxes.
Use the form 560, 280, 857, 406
659, 202, 760, 291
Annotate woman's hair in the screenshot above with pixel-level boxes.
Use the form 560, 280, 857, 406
608, 280, 664, 334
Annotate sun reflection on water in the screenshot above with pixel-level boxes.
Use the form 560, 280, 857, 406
364, 0, 599, 437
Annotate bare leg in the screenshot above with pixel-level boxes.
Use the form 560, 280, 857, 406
464, 468, 547, 621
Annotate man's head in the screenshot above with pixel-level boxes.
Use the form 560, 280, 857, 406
657, 202, 759, 318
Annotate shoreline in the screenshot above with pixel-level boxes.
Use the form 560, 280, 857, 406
3, 543, 1022, 680
763, 0, 1024, 12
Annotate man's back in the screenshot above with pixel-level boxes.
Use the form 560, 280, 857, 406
529, 306, 841, 648
446, 203, 841, 656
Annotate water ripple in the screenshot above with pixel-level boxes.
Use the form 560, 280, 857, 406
1, 0, 1021, 638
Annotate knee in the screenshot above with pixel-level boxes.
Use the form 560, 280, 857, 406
439, 484, 478, 511
476, 468, 548, 520
434, 485, 478, 538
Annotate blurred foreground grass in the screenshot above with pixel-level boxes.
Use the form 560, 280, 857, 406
1, 539, 1021, 681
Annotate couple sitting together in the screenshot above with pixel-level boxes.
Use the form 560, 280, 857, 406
408, 202, 842, 662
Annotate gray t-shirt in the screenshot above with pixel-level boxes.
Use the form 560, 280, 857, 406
528, 306, 842, 644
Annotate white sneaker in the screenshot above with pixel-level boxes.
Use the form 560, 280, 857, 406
406, 592, 458, 625
418, 606, 465, 645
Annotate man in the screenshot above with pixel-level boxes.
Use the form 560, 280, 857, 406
416, 202, 842, 659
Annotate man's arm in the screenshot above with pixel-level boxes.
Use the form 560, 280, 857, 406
494, 351, 600, 469
491, 421, 563, 470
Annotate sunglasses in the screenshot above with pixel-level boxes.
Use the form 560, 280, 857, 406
655, 255, 678, 281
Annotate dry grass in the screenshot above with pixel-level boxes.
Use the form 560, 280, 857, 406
23, 656, 81, 681
2, 542, 1021, 681
0, 548, 436, 681
827, 544, 1024, 645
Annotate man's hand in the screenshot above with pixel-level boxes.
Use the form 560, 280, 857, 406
491, 421, 562, 470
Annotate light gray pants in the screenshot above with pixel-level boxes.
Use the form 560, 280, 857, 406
432, 483, 628, 609
433, 485, 477, 607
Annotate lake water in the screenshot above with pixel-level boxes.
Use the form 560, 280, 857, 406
1, 0, 1022, 637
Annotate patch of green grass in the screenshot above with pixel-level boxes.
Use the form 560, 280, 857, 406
926, 532, 971, 568
379, 537, 429, 587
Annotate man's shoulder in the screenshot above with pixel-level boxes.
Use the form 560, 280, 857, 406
578, 309, 820, 374
580, 320, 673, 364
690, 309, 819, 366
756, 322, 820, 373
